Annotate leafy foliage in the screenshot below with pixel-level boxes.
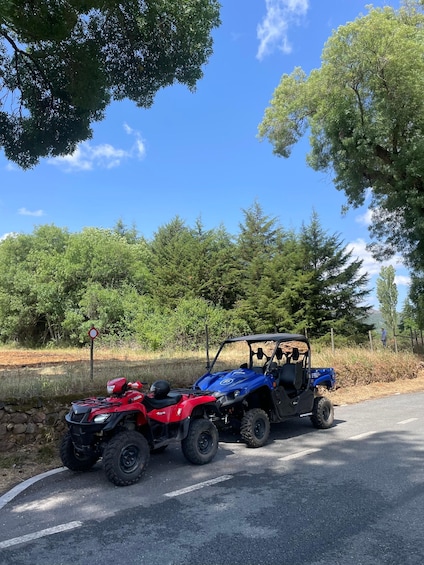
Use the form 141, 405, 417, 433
0, 0, 221, 167
258, 1, 424, 271
0, 208, 374, 348
376, 265, 398, 336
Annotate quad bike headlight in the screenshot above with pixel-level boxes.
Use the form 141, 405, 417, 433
93, 413, 110, 423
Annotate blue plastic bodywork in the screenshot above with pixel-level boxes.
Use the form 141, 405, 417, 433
194, 333, 336, 405
195, 365, 335, 397
310, 367, 336, 390
194, 367, 275, 407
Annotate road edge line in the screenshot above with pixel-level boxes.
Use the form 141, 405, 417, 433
0, 467, 66, 510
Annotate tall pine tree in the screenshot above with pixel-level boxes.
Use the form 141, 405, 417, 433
298, 212, 373, 339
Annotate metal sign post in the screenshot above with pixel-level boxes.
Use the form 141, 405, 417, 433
88, 327, 99, 381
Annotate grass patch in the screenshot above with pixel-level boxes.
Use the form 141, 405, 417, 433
312, 347, 420, 387
0, 345, 422, 401
0, 350, 208, 400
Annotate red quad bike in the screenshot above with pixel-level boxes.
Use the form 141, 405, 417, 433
60, 378, 220, 487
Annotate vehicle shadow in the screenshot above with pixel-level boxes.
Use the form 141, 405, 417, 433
217, 416, 345, 447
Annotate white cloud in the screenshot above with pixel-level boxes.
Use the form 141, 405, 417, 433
48, 142, 128, 172
257, 0, 309, 60
0, 232, 17, 241
346, 238, 411, 308
355, 208, 373, 226
346, 238, 406, 277
395, 275, 411, 287
48, 124, 146, 172
124, 123, 146, 159
18, 208, 44, 217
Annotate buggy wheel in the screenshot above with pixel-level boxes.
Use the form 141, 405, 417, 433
182, 419, 219, 465
240, 408, 270, 448
311, 396, 334, 429
60, 431, 99, 472
103, 431, 150, 486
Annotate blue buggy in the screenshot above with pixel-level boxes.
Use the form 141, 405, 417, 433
194, 333, 335, 448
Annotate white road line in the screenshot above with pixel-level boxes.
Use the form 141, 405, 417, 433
0, 467, 66, 510
348, 431, 377, 440
397, 418, 418, 425
0, 521, 82, 549
278, 448, 321, 461
164, 475, 233, 498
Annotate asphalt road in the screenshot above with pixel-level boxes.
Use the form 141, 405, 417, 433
1, 392, 424, 565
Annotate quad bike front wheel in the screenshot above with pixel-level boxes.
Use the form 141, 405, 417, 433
182, 419, 219, 465
311, 396, 334, 429
240, 408, 270, 448
60, 431, 99, 472
103, 431, 150, 486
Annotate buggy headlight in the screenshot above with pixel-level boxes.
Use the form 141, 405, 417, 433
233, 390, 241, 397
93, 413, 110, 423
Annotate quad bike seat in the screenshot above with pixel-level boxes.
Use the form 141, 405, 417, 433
142, 393, 183, 410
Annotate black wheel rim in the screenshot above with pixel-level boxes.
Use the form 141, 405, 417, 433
322, 403, 330, 421
120, 444, 141, 474
198, 432, 213, 454
254, 418, 266, 439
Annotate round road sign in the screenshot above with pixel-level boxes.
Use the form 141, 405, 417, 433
88, 327, 99, 339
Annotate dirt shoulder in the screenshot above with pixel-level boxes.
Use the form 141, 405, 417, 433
2, 373, 424, 498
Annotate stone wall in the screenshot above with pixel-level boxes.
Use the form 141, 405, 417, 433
0, 399, 69, 452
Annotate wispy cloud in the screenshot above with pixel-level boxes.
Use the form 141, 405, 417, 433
0, 232, 17, 241
355, 208, 373, 226
123, 123, 146, 159
257, 0, 309, 60
346, 238, 410, 308
48, 142, 128, 172
395, 275, 411, 287
346, 238, 409, 284
18, 208, 44, 217
48, 124, 146, 172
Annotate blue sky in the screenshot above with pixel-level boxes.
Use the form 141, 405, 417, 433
0, 0, 409, 308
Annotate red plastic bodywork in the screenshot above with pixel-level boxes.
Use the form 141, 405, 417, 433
75, 380, 217, 427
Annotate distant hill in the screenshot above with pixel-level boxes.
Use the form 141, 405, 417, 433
366, 309, 383, 329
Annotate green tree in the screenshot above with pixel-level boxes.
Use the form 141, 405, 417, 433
148, 217, 201, 310
376, 265, 399, 346
0, 225, 150, 345
0, 226, 71, 343
298, 212, 372, 340
258, 2, 424, 270
148, 217, 239, 311
234, 201, 290, 333
0, 0, 221, 168
405, 274, 424, 330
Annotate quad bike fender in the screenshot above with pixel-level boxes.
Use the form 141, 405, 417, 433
178, 397, 218, 420
102, 405, 148, 431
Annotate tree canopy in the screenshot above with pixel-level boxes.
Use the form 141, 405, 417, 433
376, 265, 398, 335
0, 0, 220, 168
0, 209, 374, 348
258, 1, 424, 271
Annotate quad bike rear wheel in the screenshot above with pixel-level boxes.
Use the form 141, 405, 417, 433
182, 419, 218, 465
240, 408, 270, 448
60, 431, 99, 472
311, 396, 334, 429
103, 430, 150, 486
